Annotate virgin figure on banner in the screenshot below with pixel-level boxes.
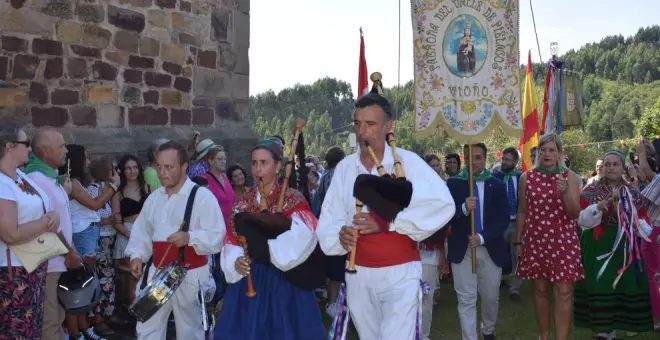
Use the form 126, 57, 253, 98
443, 15, 488, 78
458, 23, 476, 74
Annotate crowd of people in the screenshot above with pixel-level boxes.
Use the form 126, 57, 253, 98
0, 83, 659, 340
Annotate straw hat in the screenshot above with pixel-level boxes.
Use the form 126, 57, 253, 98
195, 138, 220, 161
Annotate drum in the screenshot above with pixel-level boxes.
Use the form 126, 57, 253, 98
129, 263, 188, 322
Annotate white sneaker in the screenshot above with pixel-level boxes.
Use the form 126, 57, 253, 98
84, 328, 106, 340
325, 302, 338, 318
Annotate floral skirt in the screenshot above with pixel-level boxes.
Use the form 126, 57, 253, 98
0, 262, 47, 339
94, 235, 116, 317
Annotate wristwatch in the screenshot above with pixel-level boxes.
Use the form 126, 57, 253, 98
108, 183, 119, 192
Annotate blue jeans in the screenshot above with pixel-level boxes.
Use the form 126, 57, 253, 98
72, 223, 100, 258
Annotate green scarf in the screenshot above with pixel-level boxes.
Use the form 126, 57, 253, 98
453, 168, 493, 182
499, 168, 522, 185
23, 153, 60, 184
533, 164, 568, 176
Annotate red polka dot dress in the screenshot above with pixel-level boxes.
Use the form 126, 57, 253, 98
516, 170, 584, 282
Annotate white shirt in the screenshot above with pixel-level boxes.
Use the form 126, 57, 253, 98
125, 178, 225, 262
316, 143, 456, 256
461, 181, 486, 244
69, 186, 101, 233
0, 170, 51, 267
27, 171, 72, 273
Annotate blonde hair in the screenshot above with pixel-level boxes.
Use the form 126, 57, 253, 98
534, 134, 566, 168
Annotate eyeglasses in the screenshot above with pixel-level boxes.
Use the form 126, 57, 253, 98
12, 140, 31, 148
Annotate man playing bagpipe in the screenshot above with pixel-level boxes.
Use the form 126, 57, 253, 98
316, 73, 456, 340
214, 136, 325, 340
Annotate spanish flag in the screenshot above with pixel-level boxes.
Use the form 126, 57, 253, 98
519, 51, 539, 171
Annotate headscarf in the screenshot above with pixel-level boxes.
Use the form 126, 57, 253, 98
253, 139, 283, 161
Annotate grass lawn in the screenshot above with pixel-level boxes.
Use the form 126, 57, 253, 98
326, 281, 659, 340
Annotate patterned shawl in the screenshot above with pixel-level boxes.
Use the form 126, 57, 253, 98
580, 179, 643, 239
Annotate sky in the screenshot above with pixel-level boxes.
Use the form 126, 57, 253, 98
249, 0, 660, 96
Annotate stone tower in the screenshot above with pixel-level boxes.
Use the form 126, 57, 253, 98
0, 0, 253, 164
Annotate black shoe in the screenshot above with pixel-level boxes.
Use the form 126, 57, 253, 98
483, 334, 495, 340
509, 292, 522, 303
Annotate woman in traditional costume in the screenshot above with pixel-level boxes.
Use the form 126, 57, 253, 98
574, 151, 654, 339
214, 139, 325, 340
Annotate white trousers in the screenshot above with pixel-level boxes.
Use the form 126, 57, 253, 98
135, 264, 209, 340
421, 263, 438, 340
451, 247, 501, 340
346, 261, 421, 340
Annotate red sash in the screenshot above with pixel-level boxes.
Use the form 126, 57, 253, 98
152, 241, 207, 269
354, 232, 420, 267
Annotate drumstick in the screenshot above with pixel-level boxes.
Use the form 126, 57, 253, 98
158, 223, 183, 268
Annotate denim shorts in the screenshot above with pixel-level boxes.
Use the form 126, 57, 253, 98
72, 222, 100, 257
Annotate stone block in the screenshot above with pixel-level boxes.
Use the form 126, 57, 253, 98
33, 38, 63, 55
174, 77, 191, 93
0, 107, 29, 125
217, 43, 236, 71
122, 86, 142, 105
29, 82, 48, 104
129, 106, 168, 125
70, 45, 101, 58
70, 106, 96, 126
215, 98, 236, 120
211, 9, 231, 42
161, 44, 185, 64
81, 25, 111, 48
67, 58, 88, 79
0, 57, 7, 80
192, 107, 214, 125
143, 90, 159, 105
149, 28, 172, 42
160, 90, 182, 106
140, 37, 160, 57
114, 30, 139, 53
193, 68, 230, 98
0, 88, 27, 107
237, 0, 249, 13
51, 89, 79, 105
197, 50, 216, 69
123, 69, 143, 84
44, 58, 63, 79
234, 99, 248, 120
41, 0, 72, 19
2, 36, 29, 52
155, 0, 176, 9
129, 56, 155, 69
178, 33, 200, 46
234, 44, 249, 75
32, 106, 68, 127
56, 22, 82, 43
147, 9, 169, 29
97, 105, 124, 127
105, 51, 124, 65
232, 73, 249, 101
131, 0, 153, 7
108, 5, 146, 33
192, 0, 211, 15
59, 79, 83, 88
162, 62, 182, 75
192, 96, 213, 108
92, 61, 117, 81
76, 4, 104, 23
180, 1, 191, 12
0, 3, 55, 36
172, 12, 202, 34
170, 108, 191, 125
232, 11, 250, 48
87, 86, 114, 104
12, 54, 40, 79
10, 0, 26, 9
183, 66, 192, 77
144, 72, 171, 87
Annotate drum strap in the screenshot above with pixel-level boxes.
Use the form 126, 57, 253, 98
179, 185, 200, 262
139, 185, 200, 289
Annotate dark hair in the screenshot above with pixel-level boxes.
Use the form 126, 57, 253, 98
325, 147, 345, 169
463, 143, 488, 157
191, 176, 209, 186
445, 153, 461, 169
502, 147, 519, 161
117, 154, 148, 199
89, 157, 112, 182
424, 154, 440, 164
0, 125, 23, 159
226, 164, 247, 187
355, 93, 393, 120
59, 144, 88, 185
309, 170, 320, 180
157, 141, 189, 165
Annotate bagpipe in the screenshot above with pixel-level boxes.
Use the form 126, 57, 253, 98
234, 119, 326, 291
346, 72, 414, 273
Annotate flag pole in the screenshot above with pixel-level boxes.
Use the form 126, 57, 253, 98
468, 145, 476, 273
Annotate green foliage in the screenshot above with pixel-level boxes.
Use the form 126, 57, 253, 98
636, 97, 660, 138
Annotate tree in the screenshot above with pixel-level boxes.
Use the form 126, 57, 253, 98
636, 97, 660, 137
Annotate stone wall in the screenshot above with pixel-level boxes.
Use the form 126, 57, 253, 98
0, 0, 254, 164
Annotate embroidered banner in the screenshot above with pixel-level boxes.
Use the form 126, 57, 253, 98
411, 0, 522, 143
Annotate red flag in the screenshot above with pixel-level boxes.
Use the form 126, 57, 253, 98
540, 67, 552, 135
358, 28, 368, 98
519, 51, 540, 171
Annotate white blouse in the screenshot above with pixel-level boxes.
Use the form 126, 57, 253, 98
0, 169, 51, 267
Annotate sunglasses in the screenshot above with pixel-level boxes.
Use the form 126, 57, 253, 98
12, 140, 31, 148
